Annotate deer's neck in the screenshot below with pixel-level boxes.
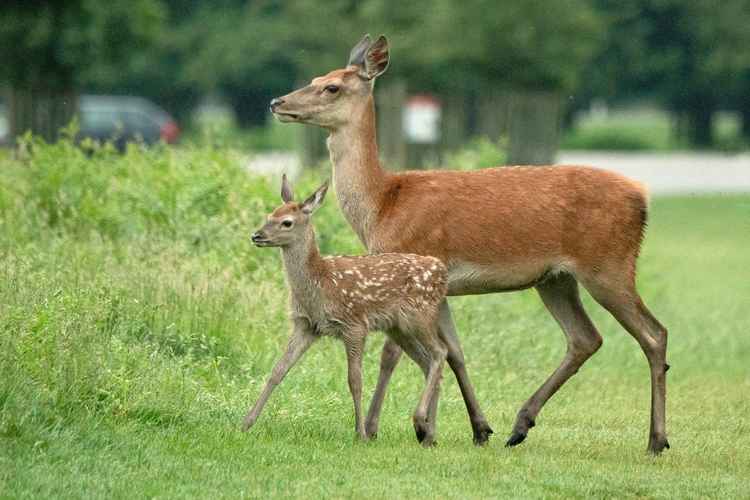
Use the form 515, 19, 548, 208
327, 96, 385, 248
281, 228, 326, 314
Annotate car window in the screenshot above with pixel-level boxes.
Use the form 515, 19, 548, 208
119, 110, 159, 135
81, 109, 120, 131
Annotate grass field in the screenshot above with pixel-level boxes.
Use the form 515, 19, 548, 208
1, 140, 749, 498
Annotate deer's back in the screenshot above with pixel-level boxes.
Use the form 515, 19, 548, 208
370, 166, 648, 294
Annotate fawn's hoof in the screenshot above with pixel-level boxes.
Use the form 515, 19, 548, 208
241, 417, 255, 433
473, 422, 494, 446
413, 415, 433, 445
421, 436, 437, 448
365, 420, 379, 440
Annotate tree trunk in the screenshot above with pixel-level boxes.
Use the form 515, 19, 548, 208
476, 88, 510, 141
687, 101, 714, 148
8, 87, 77, 143
441, 93, 469, 153
297, 122, 328, 167
507, 91, 560, 165
376, 78, 407, 169
740, 104, 750, 140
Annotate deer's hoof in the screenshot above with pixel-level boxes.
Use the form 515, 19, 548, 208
473, 422, 494, 446
648, 435, 671, 454
505, 431, 527, 447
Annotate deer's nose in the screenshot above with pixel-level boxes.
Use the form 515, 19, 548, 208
270, 97, 285, 111
251, 231, 265, 243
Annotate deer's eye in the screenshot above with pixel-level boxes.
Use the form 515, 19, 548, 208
281, 220, 293, 228
324, 85, 340, 94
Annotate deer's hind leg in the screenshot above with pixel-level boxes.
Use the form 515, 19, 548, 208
507, 272, 603, 447
579, 270, 669, 454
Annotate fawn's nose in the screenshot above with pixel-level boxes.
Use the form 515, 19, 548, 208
269, 97, 284, 112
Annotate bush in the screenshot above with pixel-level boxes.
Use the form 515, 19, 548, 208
560, 124, 671, 151
443, 137, 507, 170
0, 137, 360, 438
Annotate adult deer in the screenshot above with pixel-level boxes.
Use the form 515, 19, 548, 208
269, 34, 670, 453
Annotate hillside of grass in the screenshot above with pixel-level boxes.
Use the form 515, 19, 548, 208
1, 139, 748, 498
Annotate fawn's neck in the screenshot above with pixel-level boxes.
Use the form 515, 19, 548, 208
327, 95, 385, 248
281, 227, 326, 313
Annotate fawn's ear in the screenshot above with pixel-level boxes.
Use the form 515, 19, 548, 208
281, 174, 294, 203
361, 35, 389, 80
301, 180, 329, 214
348, 34, 372, 67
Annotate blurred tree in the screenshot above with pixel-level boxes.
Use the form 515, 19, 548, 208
0, 0, 165, 141
417, 0, 604, 163
81, 0, 202, 124
580, 0, 750, 147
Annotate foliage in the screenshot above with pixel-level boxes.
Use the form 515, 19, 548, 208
560, 122, 674, 151
0, 0, 165, 88
418, 0, 604, 93
577, 0, 750, 146
443, 137, 507, 169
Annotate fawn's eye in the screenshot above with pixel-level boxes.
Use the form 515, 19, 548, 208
281, 220, 293, 228
324, 85, 340, 94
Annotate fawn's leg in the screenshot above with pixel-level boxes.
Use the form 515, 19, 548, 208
242, 320, 317, 432
412, 338, 447, 448
344, 329, 368, 440
365, 338, 403, 438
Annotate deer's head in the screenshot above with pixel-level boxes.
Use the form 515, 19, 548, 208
251, 175, 329, 248
270, 34, 389, 130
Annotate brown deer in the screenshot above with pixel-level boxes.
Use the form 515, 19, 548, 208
268, 34, 670, 454
243, 175, 450, 446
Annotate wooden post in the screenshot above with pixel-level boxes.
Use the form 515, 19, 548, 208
507, 90, 560, 165
8, 87, 77, 143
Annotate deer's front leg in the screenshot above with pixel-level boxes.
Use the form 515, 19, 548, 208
242, 319, 316, 432
344, 330, 367, 440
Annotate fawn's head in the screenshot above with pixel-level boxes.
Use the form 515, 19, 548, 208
270, 34, 389, 129
251, 175, 329, 248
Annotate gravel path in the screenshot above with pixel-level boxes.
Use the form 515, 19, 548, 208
248, 150, 750, 195
558, 151, 750, 195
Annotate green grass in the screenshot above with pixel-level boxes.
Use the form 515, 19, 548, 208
1, 140, 749, 498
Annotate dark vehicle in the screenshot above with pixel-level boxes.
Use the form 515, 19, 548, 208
79, 95, 180, 149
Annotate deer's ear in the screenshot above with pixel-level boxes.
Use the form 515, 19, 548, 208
301, 180, 329, 214
281, 174, 294, 203
361, 35, 389, 80
348, 34, 372, 67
